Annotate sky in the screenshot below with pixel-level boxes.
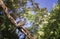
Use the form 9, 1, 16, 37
27, 0, 58, 12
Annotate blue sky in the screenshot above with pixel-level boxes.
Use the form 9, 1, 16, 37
26, 0, 58, 12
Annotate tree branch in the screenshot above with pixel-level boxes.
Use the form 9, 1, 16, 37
0, 0, 26, 27
0, 0, 34, 39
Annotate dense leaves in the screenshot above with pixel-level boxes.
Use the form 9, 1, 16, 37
0, 0, 60, 39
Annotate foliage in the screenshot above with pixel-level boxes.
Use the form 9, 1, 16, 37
0, 0, 60, 39
27, 1, 60, 39
33, 3, 60, 39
